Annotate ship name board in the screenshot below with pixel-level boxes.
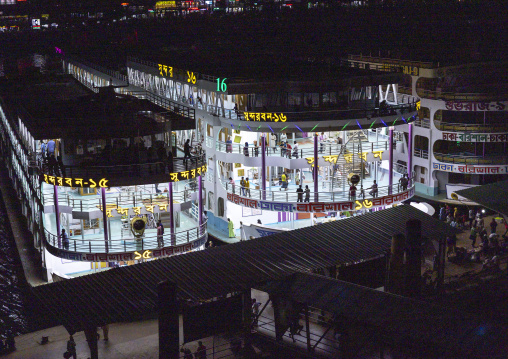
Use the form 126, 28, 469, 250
433, 162, 508, 174
444, 101, 507, 112
442, 132, 508, 143
243, 112, 287, 122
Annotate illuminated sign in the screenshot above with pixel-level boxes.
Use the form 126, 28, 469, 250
217, 78, 227, 92
444, 101, 506, 112
158, 63, 173, 78
442, 132, 508, 143
169, 164, 207, 182
104, 204, 170, 218
31, 18, 40, 30
187, 71, 197, 84
243, 112, 287, 122
226, 187, 415, 213
134, 250, 152, 259
155, 0, 177, 8
382, 63, 419, 76
41, 174, 109, 188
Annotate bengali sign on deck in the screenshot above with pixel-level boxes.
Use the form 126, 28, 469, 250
226, 188, 414, 213
441, 132, 508, 143
433, 162, 508, 174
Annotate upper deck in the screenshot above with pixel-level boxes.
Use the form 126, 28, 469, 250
125, 56, 420, 130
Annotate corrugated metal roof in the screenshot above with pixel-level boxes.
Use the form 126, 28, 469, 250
32, 205, 455, 333
263, 272, 508, 359
456, 180, 508, 216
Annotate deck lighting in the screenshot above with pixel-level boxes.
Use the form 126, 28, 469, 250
230, 122, 234, 128
380, 119, 388, 127
246, 124, 252, 131
356, 120, 362, 129
257, 126, 262, 130
268, 125, 274, 133
392, 118, 398, 126
369, 119, 377, 128
340, 121, 351, 131
310, 124, 319, 132
295, 124, 304, 133
280, 125, 288, 132
401, 116, 407, 123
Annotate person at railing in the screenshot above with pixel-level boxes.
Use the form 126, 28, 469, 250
319, 132, 327, 153
229, 177, 235, 194
295, 170, 301, 186
240, 177, 246, 196
47, 138, 56, 158
167, 150, 174, 173
292, 141, 299, 159
157, 144, 167, 173
228, 218, 235, 238
304, 185, 310, 202
61, 229, 69, 250
48, 154, 60, 176
271, 133, 278, 153
296, 185, 304, 202
226, 136, 232, 153
243, 142, 249, 157
183, 139, 193, 166
286, 142, 292, 159
244, 178, 251, 197
280, 132, 287, 143
399, 174, 409, 191
368, 180, 378, 198
349, 183, 357, 200
254, 142, 259, 157
280, 173, 288, 191
280, 142, 286, 157
40, 140, 47, 162
157, 220, 164, 248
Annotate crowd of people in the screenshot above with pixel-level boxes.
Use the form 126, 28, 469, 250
442, 205, 507, 269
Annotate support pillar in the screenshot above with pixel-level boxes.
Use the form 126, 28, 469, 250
405, 219, 422, 298
169, 182, 175, 246
388, 127, 394, 195
84, 326, 98, 359
314, 133, 318, 202
198, 175, 203, 235
158, 280, 179, 359
407, 123, 413, 180
305, 305, 311, 352
101, 187, 109, 252
53, 185, 61, 248
261, 135, 266, 200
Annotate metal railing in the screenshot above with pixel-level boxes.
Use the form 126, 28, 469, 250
44, 221, 207, 254
42, 187, 196, 211
66, 56, 129, 83
414, 118, 431, 128
435, 121, 508, 132
347, 54, 436, 69
236, 101, 419, 122
223, 177, 414, 203
215, 138, 391, 159
39, 155, 206, 182
416, 88, 504, 101
414, 148, 429, 159
433, 152, 508, 165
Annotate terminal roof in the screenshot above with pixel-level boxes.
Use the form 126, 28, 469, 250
32, 205, 455, 334
456, 180, 508, 217
262, 272, 508, 358
2, 75, 189, 139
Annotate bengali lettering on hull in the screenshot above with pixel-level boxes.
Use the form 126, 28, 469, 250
444, 101, 507, 112
433, 162, 508, 174
227, 188, 415, 213
441, 132, 508, 143
43, 235, 207, 262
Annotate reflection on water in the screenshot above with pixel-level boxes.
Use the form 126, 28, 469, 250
0, 191, 28, 337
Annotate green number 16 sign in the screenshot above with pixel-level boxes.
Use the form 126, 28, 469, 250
216, 78, 227, 92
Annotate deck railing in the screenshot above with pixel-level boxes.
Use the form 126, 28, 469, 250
44, 221, 207, 254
